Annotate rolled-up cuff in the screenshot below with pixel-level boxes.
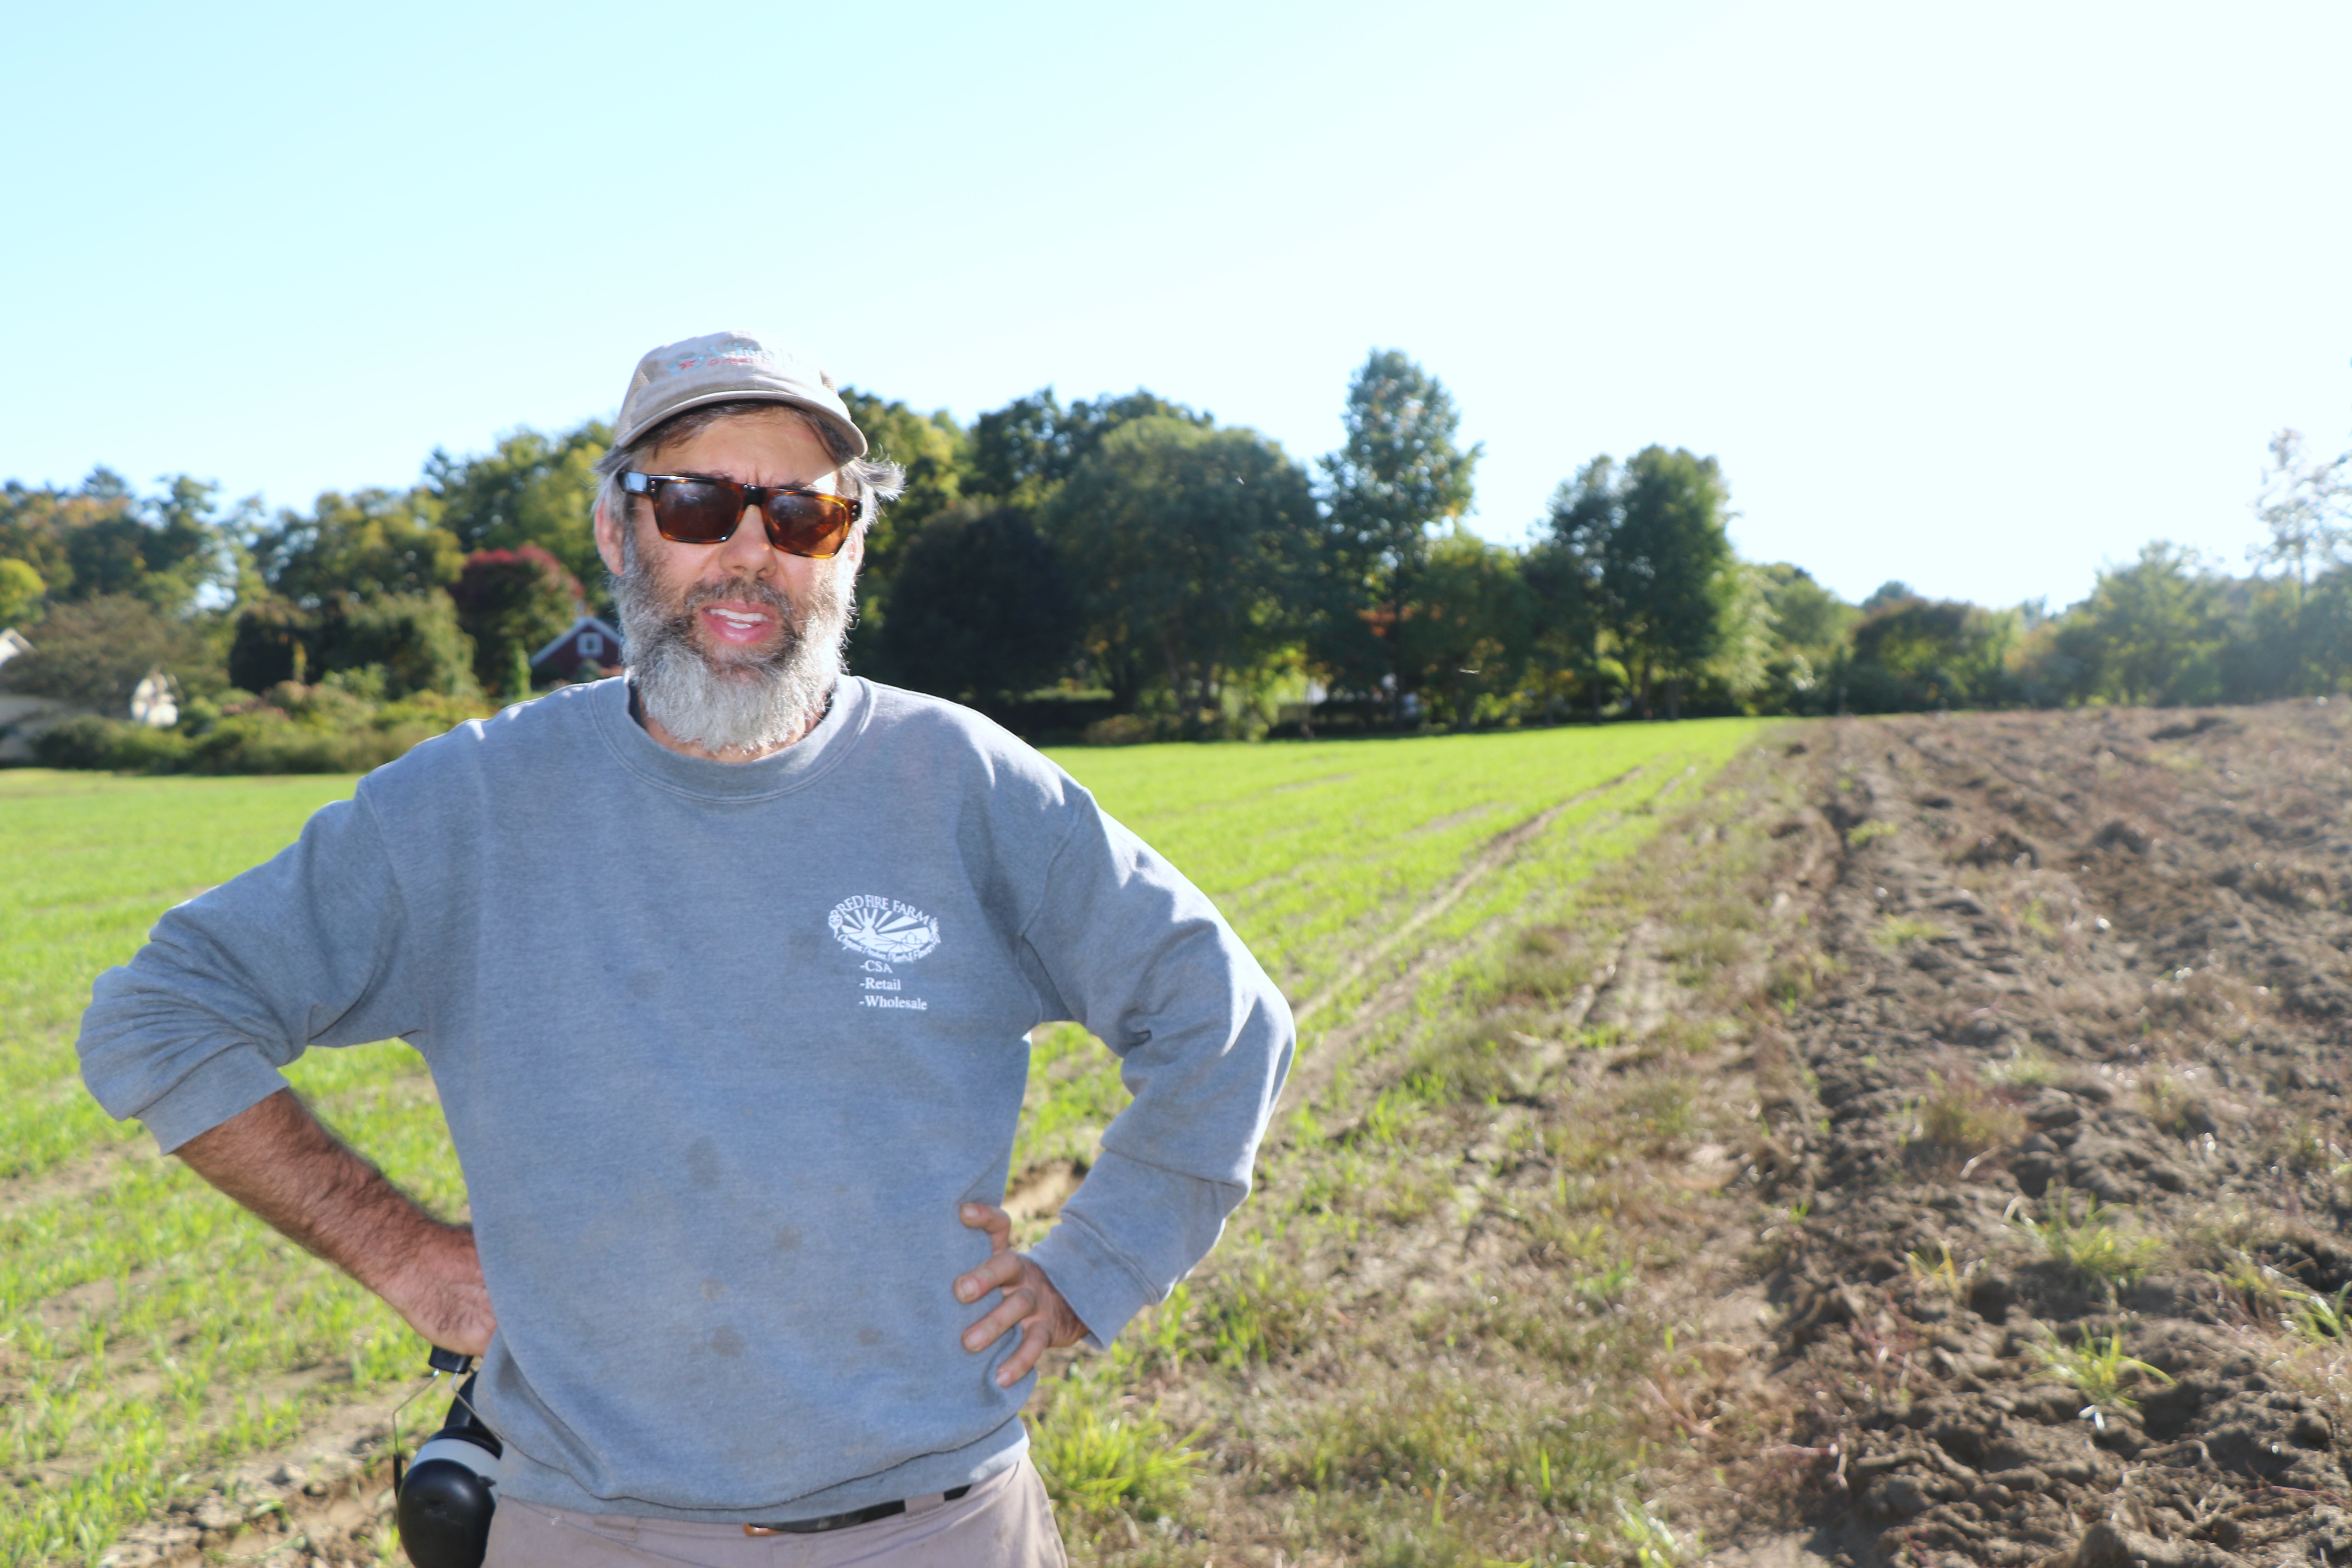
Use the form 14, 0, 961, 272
134, 1044, 292, 1154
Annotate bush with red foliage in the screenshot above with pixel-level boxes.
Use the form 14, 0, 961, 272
450, 545, 582, 694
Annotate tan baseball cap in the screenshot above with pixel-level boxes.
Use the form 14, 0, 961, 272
613, 331, 867, 457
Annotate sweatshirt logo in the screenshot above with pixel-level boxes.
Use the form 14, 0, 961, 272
828, 895, 941, 964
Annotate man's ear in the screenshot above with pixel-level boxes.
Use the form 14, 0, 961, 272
594, 497, 628, 579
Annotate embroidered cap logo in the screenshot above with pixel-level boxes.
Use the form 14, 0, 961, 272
828, 895, 941, 964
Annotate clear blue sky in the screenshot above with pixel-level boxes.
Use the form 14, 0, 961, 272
5, 1, 2347, 611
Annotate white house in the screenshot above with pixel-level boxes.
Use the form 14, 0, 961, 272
131, 668, 181, 729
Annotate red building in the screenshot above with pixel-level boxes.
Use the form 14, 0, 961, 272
530, 615, 626, 684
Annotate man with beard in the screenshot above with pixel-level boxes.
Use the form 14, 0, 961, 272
77, 332, 1295, 1568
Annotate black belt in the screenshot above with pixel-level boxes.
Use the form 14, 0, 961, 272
742, 1485, 970, 1536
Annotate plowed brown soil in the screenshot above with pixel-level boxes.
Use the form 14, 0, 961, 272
1709, 704, 2352, 1568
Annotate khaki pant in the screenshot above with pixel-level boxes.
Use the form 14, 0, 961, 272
484, 1458, 1067, 1568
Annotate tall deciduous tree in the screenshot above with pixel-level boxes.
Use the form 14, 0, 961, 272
1397, 530, 1535, 729
865, 503, 1078, 707
1526, 456, 1624, 721
1842, 597, 2018, 711
2248, 428, 2352, 595
1703, 560, 1775, 709
1045, 417, 1316, 728
1603, 445, 1732, 718
2238, 427, 2352, 689
0, 470, 245, 613
836, 389, 970, 672
251, 489, 463, 605
1755, 564, 1857, 713
2049, 543, 2224, 707
0, 558, 44, 625
968, 391, 1209, 506
838, 391, 967, 550
1312, 350, 1479, 720
425, 421, 611, 591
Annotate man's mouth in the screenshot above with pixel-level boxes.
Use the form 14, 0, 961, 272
698, 602, 779, 647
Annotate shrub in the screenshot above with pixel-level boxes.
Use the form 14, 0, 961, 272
449, 545, 581, 694
227, 600, 315, 690
31, 715, 190, 772
230, 591, 479, 700
1080, 713, 1168, 746
318, 592, 480, 698
31, 683, 492, 775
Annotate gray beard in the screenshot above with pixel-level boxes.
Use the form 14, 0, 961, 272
614, 532, 854, 756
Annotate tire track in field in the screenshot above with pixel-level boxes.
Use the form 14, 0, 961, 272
1289, 766, 1651, 1029
1274, 763, 1694, 1125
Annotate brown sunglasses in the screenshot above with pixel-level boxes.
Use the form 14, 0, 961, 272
622, 472, 862, 558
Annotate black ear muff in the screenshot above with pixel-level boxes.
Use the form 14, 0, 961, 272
395, 1362, 502, 1568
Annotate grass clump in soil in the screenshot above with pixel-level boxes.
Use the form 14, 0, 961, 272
1988, 1044, 2063, 1088
1622, 1075, 1700, 1152
1403, 1012, 1550, 1106
2284, 1285, 2352, 1346
1904, 1072, 2025, 1167
1872, 914, 1946, 948
2016, 1188, 2165, 1290
1618, 1499, 1706, 1568
1764, 947, 1840, 1012
1904, 1242, 1977, 1298
1191, 1247, 1326, 1366
2139, 1066, 2204, 1134
1027, 1365, 1202, 1522
2029, 1330, 2174, 1411
1501, 925, 1592, 1001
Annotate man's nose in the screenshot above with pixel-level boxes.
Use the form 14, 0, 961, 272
712, 502, 776, 572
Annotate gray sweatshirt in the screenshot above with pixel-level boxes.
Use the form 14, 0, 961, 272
77, 677, 1293, 1522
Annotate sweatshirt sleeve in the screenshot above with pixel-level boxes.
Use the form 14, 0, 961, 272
1017, 800, 1295, 1347
77, 791, 424, 1154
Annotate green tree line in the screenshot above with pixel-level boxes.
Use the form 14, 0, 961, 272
3, 353, 2348, 770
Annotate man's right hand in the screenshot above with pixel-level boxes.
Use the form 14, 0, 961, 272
177, 1088, 499, 1358
377, 1224, 498, 1358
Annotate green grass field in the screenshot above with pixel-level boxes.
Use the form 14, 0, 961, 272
0, 718, 1766, 1566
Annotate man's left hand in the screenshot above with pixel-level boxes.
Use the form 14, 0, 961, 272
954, 1203, 1090, 1387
